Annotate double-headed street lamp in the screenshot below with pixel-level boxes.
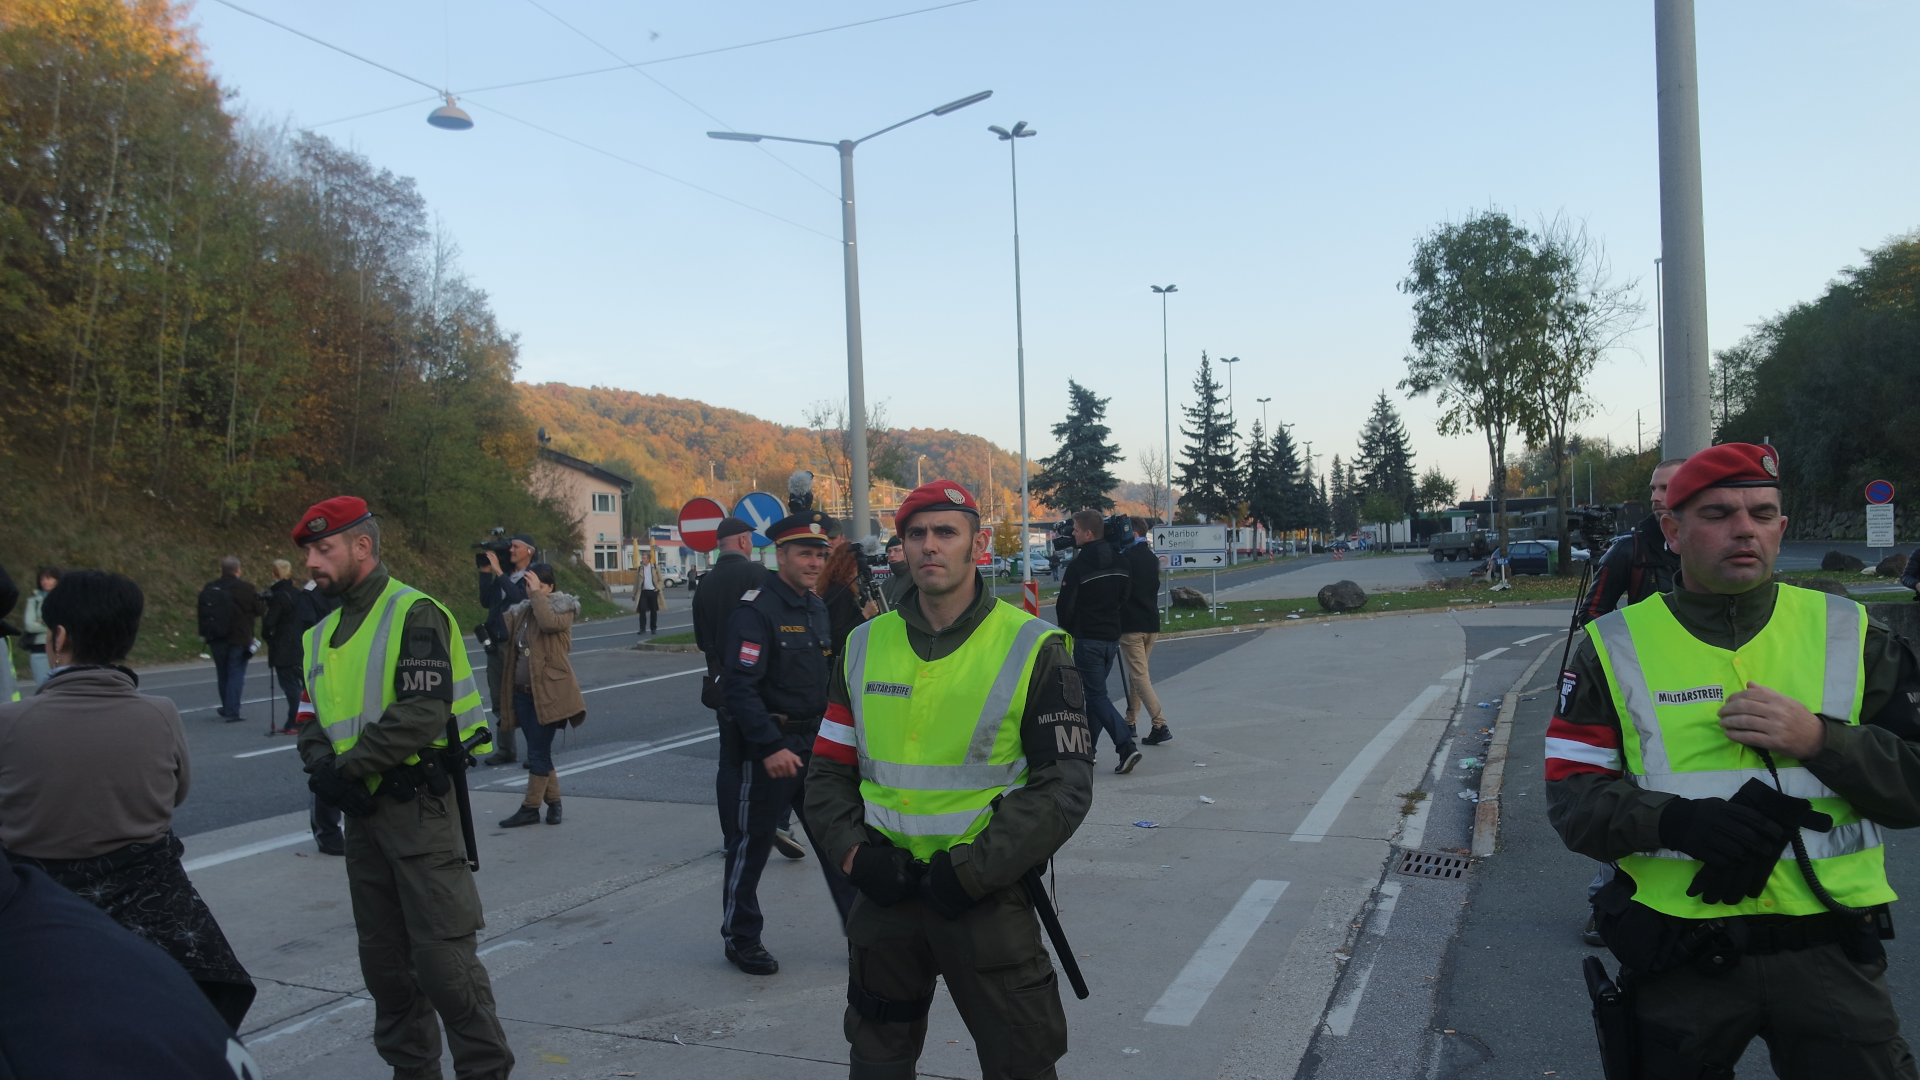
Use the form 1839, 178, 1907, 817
988, 120, 1037, 604
709, 90, 992, 544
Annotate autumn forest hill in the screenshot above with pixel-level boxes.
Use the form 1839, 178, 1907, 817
516, 382, 1163, 527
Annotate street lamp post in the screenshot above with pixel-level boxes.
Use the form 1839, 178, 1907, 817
709, 90, 992, 545
1151, 285, 1177, 526
1218, 356, 1240, 563
988, 120, 1038, 610
1256, 395, 1272, 558
916, 454, 928, 487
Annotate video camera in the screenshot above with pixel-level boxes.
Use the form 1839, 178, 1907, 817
1048, 514, 1133, 553
472, 526, 512, 570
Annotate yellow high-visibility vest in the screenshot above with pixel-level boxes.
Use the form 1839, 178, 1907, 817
304, 576, 489, 793
843, 601, 1063, 860
1590, 584, 1893, 917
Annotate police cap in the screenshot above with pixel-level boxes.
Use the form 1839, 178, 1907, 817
768, 511, 834, 547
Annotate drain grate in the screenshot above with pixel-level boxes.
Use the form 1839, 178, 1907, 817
1395, 849, 1473, 880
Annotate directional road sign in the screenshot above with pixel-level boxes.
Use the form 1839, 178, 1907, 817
676, 497, 727, 553
1867, 480, 1896, 505
1152, 525, 1227, 554
733, 492, 784, 547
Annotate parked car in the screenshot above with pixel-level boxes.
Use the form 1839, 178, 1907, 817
1502, 539, 1589, 576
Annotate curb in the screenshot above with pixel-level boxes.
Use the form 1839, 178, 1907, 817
632, 642, 701, 653
1471, 642, 1560, 857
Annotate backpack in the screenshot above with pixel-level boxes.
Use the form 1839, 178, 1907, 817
196, 579, 234, 642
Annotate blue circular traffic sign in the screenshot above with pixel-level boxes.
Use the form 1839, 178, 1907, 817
1867, 480, 1895, 505
733, 492, 786, 547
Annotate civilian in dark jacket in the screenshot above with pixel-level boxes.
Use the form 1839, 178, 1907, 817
1119, 516, 1172, 745
477, 533, 534, 764
1575, 459, 1687, 626
204, 555, 264, 723
261, 559, 306, 733
1057, 510, 1140, 774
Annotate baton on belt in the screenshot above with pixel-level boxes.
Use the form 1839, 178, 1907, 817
1021, 865, 1090, 1000
445, 719, 489, 872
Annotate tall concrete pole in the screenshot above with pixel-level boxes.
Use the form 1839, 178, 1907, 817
839, 140, 871, 539
1656, 0, 1712, 456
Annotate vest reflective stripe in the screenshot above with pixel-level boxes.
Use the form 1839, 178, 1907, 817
846, 602, 1061, 859
303, 577, 489, 793
1589, 585, 1892, 917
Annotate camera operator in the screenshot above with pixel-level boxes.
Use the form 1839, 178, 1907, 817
1057, 510, 1141, 774
478, 533, 536, 766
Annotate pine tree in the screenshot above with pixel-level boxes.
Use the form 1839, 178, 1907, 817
1268, 423, 1308, 531
1242, 419, 1277, 531
1307, 470, 1332, 536
1031, 379, 1124, 512
1330, 455, 1360, 536
1177, 353, 1239, 522
1352, 391, 1420, 517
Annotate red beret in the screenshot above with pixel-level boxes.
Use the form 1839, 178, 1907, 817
895, 479, 979, 529
292, 496, 373, 546
1665, 443, 1781, 511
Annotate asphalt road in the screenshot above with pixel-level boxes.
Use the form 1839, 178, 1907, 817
154, 596, 1265, 839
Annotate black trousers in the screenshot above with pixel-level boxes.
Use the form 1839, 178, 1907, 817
639, 589, 660, 634
716, 747, 857, 947
311, 793, 344, 852
271, 665, 303, 730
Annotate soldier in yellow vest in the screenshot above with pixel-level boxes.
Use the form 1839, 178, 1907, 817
291, 497, 514, 1080
1547, 445, 1920, 1079
805, 480, 1095, 1080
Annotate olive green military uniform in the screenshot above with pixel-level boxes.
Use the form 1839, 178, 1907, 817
298, 565, 512, 1080
1548, 583, 1920, 1078
806, 572, 1093, 1080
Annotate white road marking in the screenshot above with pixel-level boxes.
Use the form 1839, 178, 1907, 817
583, 668, 704, 695
183, 831, 313, 872
234, 744, 300, 759
478, 939, 533, 957
1144, 879, 1290, 1026
487, 730, 719, 788
1475, 647, 1510, 660
179, 695, 278, 715
1291, 684, 1449, 842
1323, 882, 1403, 1036
246, 997, 368, 1046
1512, 633, 1551, 646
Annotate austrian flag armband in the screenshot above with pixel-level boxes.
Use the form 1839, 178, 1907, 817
814, 702, 858, 765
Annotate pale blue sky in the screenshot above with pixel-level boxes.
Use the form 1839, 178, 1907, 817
193, 0, 1918, 495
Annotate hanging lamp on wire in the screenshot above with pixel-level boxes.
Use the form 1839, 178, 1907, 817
428, 93, 473, 129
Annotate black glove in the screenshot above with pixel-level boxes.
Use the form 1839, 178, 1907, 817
1730, 777, 1833, 834
1658, 797, 1788, 867
913, 849, 981, 921
306, 759, 377, 818
1687, 858, 1778, 905
846, 844, 920, 907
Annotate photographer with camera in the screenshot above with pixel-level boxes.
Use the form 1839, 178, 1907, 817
477, 531, 535, 766
1056, 510, 1142, 775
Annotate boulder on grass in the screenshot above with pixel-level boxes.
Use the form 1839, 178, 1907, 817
1796, 577, 1852, 598
1169, 586, 1209, 609
1876, 553, 1906, 577
1317, 580, 1368, 613
1822, 550, 1866, 573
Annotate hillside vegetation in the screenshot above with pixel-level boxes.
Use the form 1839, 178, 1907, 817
518, 383, 1044, 522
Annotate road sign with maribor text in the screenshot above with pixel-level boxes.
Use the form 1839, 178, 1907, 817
1153, 525, 1227, 554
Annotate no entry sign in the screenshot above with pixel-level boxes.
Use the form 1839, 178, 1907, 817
676, 497, 727, 553
1867, 480, 1895, 505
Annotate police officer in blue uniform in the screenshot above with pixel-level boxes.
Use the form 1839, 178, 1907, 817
718, 509, 860, 975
